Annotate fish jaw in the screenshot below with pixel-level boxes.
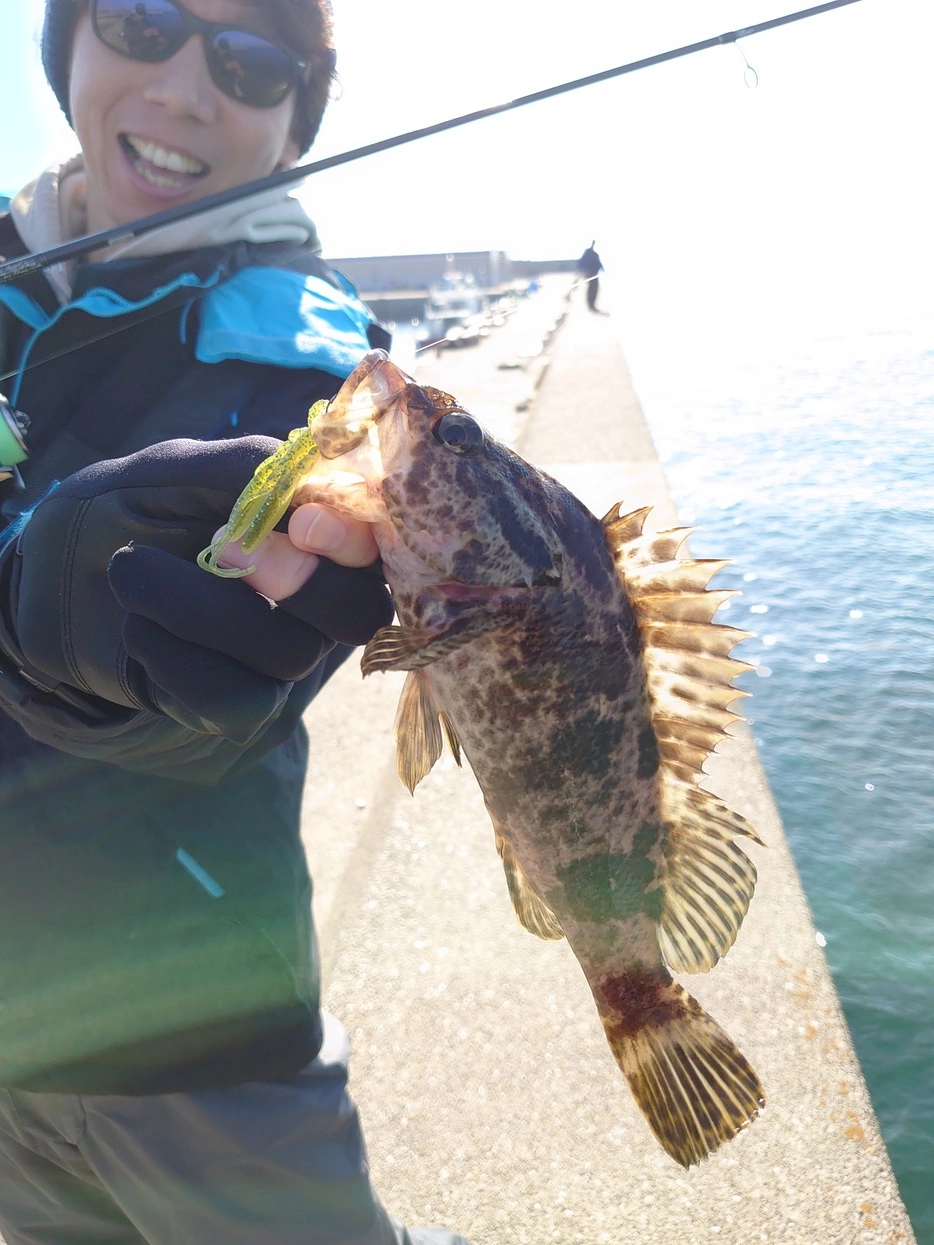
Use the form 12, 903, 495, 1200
311, 350, 411, 460
292, 440, 388, 525
291, 352, 414, 524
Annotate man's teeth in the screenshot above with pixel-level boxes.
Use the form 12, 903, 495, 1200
125, 136, 207, 178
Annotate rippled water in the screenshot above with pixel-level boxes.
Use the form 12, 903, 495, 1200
634, 322, 934, 1242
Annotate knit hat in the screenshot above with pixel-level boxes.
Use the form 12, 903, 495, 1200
39, 0, 335, 156
41, 0, 80, 126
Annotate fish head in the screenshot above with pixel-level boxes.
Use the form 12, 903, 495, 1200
299, 350, 566, 596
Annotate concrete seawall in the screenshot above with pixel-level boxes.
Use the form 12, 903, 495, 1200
301, 278, 916, 1244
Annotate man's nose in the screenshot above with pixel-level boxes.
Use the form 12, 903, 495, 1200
142, 35, 218, 122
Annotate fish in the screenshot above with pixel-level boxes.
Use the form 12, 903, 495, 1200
208, 348, 766, 1166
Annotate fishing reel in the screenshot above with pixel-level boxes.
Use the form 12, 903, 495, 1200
0, 393, 29, 490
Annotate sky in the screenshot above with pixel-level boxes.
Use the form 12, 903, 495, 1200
2, 0, 932, 382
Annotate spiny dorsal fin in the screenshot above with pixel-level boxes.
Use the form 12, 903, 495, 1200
635, 589, 737, 625
628, 559, 731, 595
602, 502, 652, 546
394, 670, 462, 794
494, 828, 564, 941
603, 505, 762, 973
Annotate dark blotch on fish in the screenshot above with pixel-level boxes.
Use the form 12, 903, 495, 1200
552, 843, 660, 925
596, 967, 690, 1037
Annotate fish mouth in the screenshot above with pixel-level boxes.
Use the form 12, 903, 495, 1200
313, 351, 412, 460
294, 352, 413, 518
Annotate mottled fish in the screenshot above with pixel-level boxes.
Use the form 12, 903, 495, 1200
209, 349, 766, 1166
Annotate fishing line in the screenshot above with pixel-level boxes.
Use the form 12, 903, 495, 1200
0, 0, 863, 387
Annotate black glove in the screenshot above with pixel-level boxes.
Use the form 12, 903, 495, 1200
0, 438, 393, 744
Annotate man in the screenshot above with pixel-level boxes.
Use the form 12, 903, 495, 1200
575, 239, 604, 312
0, 2, 469, 1241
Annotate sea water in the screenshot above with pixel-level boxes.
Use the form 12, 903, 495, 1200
626, 317, 934, 1243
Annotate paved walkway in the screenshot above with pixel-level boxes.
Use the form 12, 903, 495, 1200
301, 278, 916, 1244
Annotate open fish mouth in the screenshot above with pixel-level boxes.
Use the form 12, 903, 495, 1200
289, 354, 404, 523
311, 352, 411, 461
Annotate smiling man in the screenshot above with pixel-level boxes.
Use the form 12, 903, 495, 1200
70, 0, 305, 229
0, 2, 469, 1243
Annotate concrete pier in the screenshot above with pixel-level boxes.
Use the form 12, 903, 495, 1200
303, 276, 916, 1245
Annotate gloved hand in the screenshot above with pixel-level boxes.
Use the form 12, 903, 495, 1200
0, 438, 393, 743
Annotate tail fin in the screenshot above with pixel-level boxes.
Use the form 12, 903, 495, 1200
594, 968, 764, 1167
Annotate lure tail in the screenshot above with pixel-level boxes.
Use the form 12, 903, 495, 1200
592, 967, 764, 1167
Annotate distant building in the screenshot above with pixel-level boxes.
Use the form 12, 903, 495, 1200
327, 251, 510, 294
327, 250, 575, 295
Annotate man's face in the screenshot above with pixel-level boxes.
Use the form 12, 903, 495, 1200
69, 0, 300, 233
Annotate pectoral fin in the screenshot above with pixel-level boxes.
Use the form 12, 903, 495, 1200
361, 612, 506, 675
393, 670, 463, 794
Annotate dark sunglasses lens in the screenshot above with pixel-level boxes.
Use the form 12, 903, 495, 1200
209, 31, 295, 107
93, 0, 184, 61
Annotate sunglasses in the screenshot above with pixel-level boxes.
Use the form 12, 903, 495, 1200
91, 0, 310, 109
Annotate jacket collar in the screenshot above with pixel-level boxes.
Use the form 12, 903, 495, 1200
8, 156, 323, 305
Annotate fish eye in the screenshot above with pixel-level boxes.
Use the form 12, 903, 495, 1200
431, 411, 484, 456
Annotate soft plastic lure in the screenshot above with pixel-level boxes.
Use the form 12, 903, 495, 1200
197, 399, 328, 578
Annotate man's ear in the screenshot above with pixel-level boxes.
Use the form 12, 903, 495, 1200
276, 135, 301, 172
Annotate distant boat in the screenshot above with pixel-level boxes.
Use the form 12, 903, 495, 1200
417, 271, 487, 350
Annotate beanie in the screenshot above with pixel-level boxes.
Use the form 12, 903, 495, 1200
41, 0, 81, 127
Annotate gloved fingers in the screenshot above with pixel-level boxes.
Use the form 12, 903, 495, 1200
30, 438, 292, 571
276, 556, 395, 648
109, 545, 330, 682
60, 437, 282, 502
54, 437, 287, 562
116, 532, 395, 650
122, 614, 291, 745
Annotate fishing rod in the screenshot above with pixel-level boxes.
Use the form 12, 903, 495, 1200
0, 0, 862, 287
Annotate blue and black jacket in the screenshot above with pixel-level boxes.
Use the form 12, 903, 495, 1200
0, 212, 388, 1094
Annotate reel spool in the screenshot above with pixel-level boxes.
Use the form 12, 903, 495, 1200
0, 394, 28, 489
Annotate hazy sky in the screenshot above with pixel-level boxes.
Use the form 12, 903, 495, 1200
2, 1, 931, 380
